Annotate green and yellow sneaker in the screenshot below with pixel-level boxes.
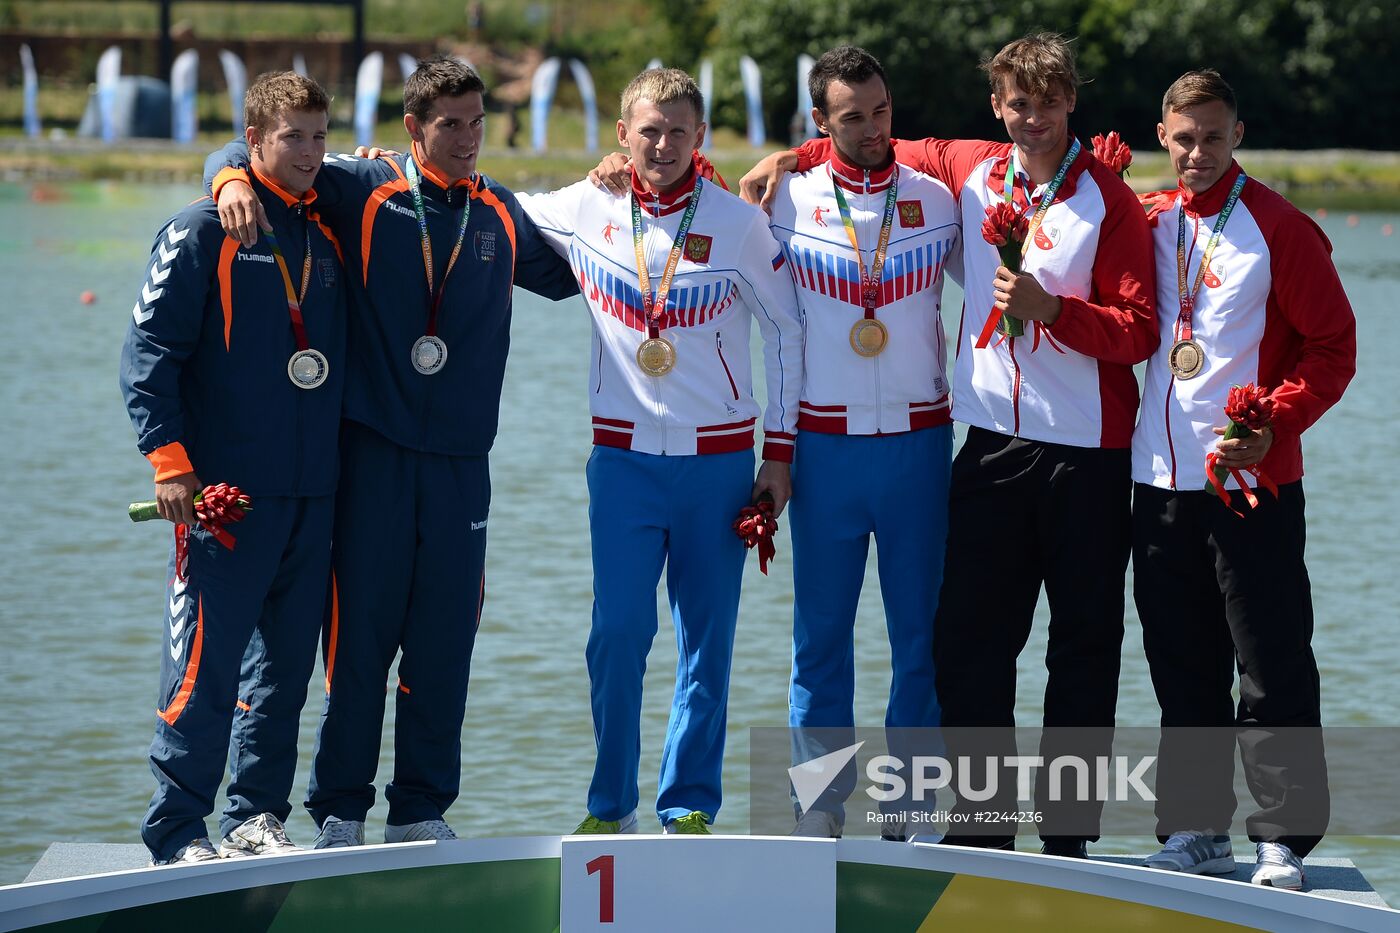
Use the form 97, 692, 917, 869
664, 812, 713, 835
572, 811, 638, 835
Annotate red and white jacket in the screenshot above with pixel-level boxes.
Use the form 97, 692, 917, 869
518, 170, 803, 460
1131, 162, 1356, 490
795, 136, 1157, 448
769, 152, 960, 436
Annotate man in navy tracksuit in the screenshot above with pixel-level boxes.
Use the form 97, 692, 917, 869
209, 56, 578, 846
123, 72, 345, 865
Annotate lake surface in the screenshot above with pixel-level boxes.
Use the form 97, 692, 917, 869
0, 180, 1396, 904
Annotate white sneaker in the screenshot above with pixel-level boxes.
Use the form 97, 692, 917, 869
1144, 831, 1235, 874
152, 837, 221, 866
1252, 841, 1304, 890
313, 816, 366, 849
791, 810, 843, 838
385, 819, 458, 843
218, 813, 300, 858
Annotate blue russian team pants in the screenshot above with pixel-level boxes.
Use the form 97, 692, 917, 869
306, 420, 489, 828
142, 495, 333, 861
788, 427, 952, 820
584, 445, 753, 827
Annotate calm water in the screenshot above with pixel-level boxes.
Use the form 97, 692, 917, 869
1, 181, 1397, 904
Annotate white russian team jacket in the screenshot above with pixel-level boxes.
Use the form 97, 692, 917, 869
769, 152, 960, 436
518, 170, 804, 460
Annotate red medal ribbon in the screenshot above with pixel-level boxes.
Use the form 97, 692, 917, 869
1173, 172, 1246, 347
263, 227, 312, 351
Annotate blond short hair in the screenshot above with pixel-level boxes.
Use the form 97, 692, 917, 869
1162, 69, 1238, 119
980, 33, 1080, 100
620, 68, 704, 122
244, 71, 330, 135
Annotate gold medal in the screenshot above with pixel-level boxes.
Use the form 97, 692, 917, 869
636, 336, 676, 376
849, 318, 889, 357
1168, 338, 1205, 379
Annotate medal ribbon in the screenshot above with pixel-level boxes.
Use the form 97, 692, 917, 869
1175, 171, 1246, 342
831, 168, 898, 320
1003, 137, 1082, 261
406, 156, 472, 337
262, 227, 312, 351
630, 177, 703, 338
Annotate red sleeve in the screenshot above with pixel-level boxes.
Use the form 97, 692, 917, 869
1047, 163, 1158, 365
794, 137, 1005, 194
1257, 202, 1357, 439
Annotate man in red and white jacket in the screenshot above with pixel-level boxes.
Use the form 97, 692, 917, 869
762, 46, 960, 841
1133, 70, 1355, 889
742, 33, 1157, 856
517, 68, 803, 836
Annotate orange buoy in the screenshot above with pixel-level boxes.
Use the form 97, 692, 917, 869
1346, 214, 1360, 227
80, 290, 96, 305
1315, 208, 1328, 219
1383, 224, 1394, 237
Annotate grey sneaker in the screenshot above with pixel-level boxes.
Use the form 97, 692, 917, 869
385, 819, 457, 843
792, 810, 843, 838
218, 813, 300, 858
1144, 831, 1235, 874
1252, 841, 1304, 890
313, 816, 366, 849
152, 837, 220, 866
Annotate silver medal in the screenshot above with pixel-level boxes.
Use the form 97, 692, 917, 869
287, 348, 330, 389
412, 335, 448, 375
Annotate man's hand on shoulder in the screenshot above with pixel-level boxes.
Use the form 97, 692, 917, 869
217, 179, 269, 249
588, 152, 632, 196
353, 145, 400, 160
738, 150, 799, 215
751, 460, 792, 517
156, 471, 202, 526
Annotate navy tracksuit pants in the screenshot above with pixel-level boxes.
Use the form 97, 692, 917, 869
306, 420, 489, 828
142, 495, 332, 861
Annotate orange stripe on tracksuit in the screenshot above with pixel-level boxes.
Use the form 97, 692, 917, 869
158, 594, 204, 725
361, 165, 410, 286
324, 572, 339, 694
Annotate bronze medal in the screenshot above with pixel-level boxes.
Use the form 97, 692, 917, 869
849, 318, 889, 357
1168, 338, 1205, 379
287, 348, 330, 389
412, 335, 448, 375
636, 336, 676, 377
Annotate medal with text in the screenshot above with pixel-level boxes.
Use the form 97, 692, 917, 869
833, 169, 899, 357
406, 157, 471, 375
1171, 171, 1246, 380
631, 178, 704, 377
264, 227, 329, 389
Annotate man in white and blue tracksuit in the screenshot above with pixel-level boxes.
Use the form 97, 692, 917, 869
766, 47, 960, 839
518, 68, 803, 834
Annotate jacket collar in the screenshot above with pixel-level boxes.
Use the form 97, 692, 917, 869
250, 167, 317, 209
985, 138, 1087, 209
829, 148, 896, 194
1180, 160, 1244, 218
630, 163, 698, 217
408, 141, 476, 191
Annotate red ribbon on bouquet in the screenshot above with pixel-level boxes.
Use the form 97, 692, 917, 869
1205, 384, 1279, 516
733, 498, 779, 575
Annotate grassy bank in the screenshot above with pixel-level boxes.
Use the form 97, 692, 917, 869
4, 130, 1400, 210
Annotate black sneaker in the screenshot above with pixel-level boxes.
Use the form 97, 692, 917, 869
1039, 837, 1088, 859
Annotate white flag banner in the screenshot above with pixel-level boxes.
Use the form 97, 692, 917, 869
797, 53, 817, 140
354, 51, 384, 148
96, 45, 121, 143
698, 59, 713, 151
646, 57, 663, 71
567, 58, 599, 152
740, 55, 765, 148
292, 52, 308, 77
20, 44, 40, 138
171, 49, 199, 143
218, 50, 247, 132
529, 57, 562, 152
399, 53, 418, 86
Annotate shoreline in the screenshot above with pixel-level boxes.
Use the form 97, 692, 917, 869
4, 138, 1400, 209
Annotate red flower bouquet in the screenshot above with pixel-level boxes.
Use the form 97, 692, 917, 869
733, 497, 779, 575
129, 482, 252, 548
980, 201, 1030, 340
1091, 131, 1133, 177
1205, 384, 1279, 513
